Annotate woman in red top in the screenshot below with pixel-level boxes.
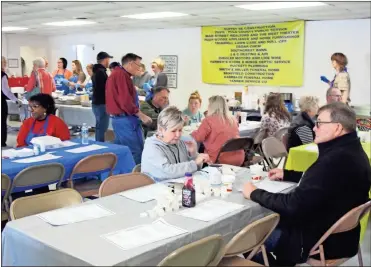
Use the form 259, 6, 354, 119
17, 93, 70, 147
191, 95, 244, 166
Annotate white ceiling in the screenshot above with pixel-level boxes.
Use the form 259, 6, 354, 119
2, 1, 371, 36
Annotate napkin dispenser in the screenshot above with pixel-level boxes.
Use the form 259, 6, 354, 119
30, 136, 63, 150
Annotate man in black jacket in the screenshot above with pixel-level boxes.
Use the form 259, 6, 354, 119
244, 102, 371, 266
92, 51, 112, 142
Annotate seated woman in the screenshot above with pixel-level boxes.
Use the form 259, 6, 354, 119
259, 93, 291, 137
182, 91, 204, 125
285, 95, 319, 183
64, 60, 86, 95
191, 95, 245, 166
17, 93, 71, 147
141, 106, 210, 181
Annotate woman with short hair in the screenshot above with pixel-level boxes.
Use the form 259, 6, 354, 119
287, 96, 319, 150
16, 93, 70, 147
191, 95, 245, 166
141, 106, 210, 181
25, 57, 56, 96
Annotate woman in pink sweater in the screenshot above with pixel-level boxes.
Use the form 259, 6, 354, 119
191, 95, 244, 166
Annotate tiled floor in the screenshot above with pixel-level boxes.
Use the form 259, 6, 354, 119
2, 120, 371, 266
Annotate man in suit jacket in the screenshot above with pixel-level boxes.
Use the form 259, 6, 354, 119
243, 102, 371, 265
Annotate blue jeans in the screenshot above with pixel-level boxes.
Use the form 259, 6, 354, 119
251, 228, 282, 264
92, 104, 109, 142
111, 115, 144, 164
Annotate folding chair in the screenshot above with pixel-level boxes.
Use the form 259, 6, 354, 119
64, 153, 117, 198
158, 234, 225, 266
261, 137, 288, 170
1, 174, 12, 223
219, 213, 280, 266
10, 188, 83, 220
306, 201, 371, 267
9, 163, 65, 200
215, 137, 254, 166
99, 173, 154, 197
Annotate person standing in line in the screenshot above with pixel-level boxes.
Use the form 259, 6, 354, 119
92, 52, 112, 142
106, 53, 152, 164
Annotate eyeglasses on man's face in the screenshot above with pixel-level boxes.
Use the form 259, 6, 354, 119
315, 121, 340, 128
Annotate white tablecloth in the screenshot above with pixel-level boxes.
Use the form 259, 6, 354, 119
2, 170, 277, 266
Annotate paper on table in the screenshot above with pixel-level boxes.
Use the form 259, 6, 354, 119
61, 140, 79, 147
305, 144, 318, 152
255, 179, 296, 193
65, 144, 107, 154
119, 183, 170, 203
102, 218, 188, 251
12, 153, 62, 163
177, 199, 244, 222
37, 204, 115, 226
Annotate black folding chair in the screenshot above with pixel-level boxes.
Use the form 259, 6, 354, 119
215, 137, 254, 166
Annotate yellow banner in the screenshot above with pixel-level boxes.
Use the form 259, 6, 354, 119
202, 21, 305, 86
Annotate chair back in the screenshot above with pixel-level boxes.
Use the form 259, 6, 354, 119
254, 130, 266, 145
281, 132, 289, 150
158, 234, 224, 266
309, 200, 371, 256
262, 137, 288, 169
132, 164, 141, 173
2, 174, 12, 214
99, 173, 154, 197
224, 214, 280, 258
215, 137, 253, 164
274, 127, 289, 142
69, 153, 117, 180
105, 130, 115, 142
10, 188, 83, 220
10, 163, 65, 194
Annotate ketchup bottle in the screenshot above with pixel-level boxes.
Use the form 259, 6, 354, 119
182, 172, 196, 208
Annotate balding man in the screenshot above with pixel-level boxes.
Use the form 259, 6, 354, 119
243, 102, 371, 265
326, 87, 342, 104
25, 57, 56, 96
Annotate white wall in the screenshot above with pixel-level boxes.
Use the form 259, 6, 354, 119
4, 19, 371, 108
2, 34, 49, 75
20, 46, 47, 75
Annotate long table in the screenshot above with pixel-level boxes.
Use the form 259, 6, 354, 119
1, 170, 275, 266
2, 141, 135, 193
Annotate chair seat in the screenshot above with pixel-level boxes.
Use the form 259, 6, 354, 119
219, 256, 264, 266
306, 257, 349, 266
2, 210, 9, 222
67, 179, 102, 197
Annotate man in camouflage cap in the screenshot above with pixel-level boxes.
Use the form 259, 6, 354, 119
140, 86, 170, 137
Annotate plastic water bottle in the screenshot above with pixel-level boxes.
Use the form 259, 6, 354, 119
81, 123, 89, 145
33, 144, 39, 156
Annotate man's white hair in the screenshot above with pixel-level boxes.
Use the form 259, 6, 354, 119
33, 57, 46, 68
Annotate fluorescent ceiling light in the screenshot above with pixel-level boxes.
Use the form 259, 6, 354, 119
122, 12, 188, 19
43, 20, 96, 27
2, 26, 28, 32
236, 2, 327, 10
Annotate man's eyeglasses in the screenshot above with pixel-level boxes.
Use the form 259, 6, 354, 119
131, 61, 141, 68
315, 121, 339, 128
